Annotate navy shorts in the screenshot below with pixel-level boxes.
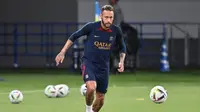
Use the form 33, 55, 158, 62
81, 63, 109, 94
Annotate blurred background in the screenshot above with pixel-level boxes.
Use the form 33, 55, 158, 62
0, 0, 200, 112
0, 0, 200, 72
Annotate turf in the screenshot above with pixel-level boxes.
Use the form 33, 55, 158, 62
0, 70, 200, 112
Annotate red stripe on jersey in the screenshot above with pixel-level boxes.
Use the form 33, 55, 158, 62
98, 27, 112, 32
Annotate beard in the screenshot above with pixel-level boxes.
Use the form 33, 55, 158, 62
102, 20, 112, 28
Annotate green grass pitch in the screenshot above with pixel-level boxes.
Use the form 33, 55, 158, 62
0, 70, 200, 112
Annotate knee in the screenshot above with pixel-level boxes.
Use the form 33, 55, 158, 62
86, 82, 96, 93
87, 86, 96, 93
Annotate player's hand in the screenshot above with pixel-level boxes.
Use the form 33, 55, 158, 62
117, 62, 124, 72
55, 51, 65, 66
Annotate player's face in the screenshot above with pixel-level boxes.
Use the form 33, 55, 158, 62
101, 10, 114, 28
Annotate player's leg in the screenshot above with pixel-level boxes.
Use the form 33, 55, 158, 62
85, 81, 96, 106
92, 91, 105, 112
81, 64, 96, 112
92, 72, 109, 112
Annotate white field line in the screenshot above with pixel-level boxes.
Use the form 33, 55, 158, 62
0, 86, 148, 95
3, 85, 198, 95
0, 90, 43, 95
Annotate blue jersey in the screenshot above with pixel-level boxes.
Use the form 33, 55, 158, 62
69, 21, 126, 69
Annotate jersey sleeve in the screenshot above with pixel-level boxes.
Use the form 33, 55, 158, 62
116, 26, 126, 53
69, 22, 93, 42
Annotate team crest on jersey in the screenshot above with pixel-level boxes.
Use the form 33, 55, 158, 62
109, 36, 114, 41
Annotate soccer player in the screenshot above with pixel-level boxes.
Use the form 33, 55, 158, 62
55, 5, 126, 112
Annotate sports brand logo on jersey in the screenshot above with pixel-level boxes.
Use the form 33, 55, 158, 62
94, 41, 112, 50
94, 35, 100, 38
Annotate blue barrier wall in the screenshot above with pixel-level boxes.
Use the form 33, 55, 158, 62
0, 22, 199, 69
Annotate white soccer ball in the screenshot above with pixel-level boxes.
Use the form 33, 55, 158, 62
44, 85, 57, 98
9, 90, 23, 104
80, 84, 87, 96
150, 86, 168, 104
55, 84, 70, 97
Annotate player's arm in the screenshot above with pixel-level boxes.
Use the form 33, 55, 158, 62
62, 22, 93, 53
116, 26, 126, 72
116, 26, 126, 62
55, 22, 93, 66
119, 52, 126, 63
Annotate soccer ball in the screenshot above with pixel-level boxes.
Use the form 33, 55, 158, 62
55, 84, 70, 97
149, 86, 168, 104
44, 85, 57, 98
80, 84, 87, 96
9, 90, 23, 104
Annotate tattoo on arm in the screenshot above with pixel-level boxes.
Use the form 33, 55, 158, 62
120, 53, 126, 63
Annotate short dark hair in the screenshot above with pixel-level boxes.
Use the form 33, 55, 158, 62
101, 5, 114, 12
